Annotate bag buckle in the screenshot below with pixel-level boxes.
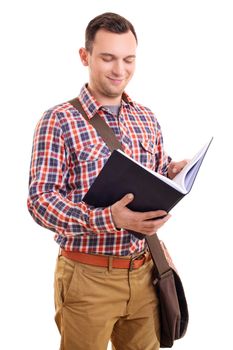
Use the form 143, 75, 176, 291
129, 250, 146, 271
129, 256, 137, 271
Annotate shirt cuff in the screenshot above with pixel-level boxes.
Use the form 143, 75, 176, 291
89, 206, 118, 234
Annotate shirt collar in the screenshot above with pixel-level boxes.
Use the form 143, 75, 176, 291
78, 84, 134, 119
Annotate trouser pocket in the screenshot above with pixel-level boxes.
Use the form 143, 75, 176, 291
54, 256, 77, 331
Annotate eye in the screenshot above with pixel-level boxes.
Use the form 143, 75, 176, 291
124, 57, 135, 64
102, 58, 112, 62
101, 56, 113, 62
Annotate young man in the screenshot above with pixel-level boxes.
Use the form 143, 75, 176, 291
28, 12, 186, 350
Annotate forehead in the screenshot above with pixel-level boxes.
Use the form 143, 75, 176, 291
92, 29, 137, 56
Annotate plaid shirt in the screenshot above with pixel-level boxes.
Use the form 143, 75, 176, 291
28, 85, 170, 255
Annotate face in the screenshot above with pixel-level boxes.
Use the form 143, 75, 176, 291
79, 29, 137, 105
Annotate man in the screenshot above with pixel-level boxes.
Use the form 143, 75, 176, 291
28, 12, 186, 350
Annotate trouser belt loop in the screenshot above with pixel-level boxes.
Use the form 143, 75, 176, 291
108, 256, 113, 272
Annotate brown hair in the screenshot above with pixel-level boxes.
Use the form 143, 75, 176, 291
85, 12, 138, 52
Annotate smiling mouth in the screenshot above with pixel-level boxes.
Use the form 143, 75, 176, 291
107, 77, 124, 84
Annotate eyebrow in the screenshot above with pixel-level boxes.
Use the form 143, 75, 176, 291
99, 53, 136, 59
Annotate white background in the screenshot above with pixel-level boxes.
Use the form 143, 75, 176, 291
0, 0, 232, 349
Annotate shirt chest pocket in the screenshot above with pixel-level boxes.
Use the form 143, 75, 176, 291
134, 138, 158, 170
76, 143, 111, 162
72, 143, 111, 189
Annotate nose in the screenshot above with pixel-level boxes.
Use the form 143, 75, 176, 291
112, 60, 124, 77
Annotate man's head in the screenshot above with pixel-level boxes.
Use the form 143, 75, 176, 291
79, 13, 138, 105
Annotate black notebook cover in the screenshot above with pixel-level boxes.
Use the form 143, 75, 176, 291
83, 150, 184, 213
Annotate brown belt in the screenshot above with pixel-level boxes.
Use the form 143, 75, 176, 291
60, 249, 151, 270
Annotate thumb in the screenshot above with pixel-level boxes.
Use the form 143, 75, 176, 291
117, 193, 134, 207
169, 161, 177, 173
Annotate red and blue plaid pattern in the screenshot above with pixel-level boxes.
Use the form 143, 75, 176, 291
28, 85, 170, 255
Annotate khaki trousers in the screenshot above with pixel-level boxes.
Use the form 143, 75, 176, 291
54, 254, 160, 350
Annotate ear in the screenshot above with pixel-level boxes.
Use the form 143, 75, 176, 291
79, 47, 89, 66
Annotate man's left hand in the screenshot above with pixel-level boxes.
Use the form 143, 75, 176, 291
167, 159, 188, 179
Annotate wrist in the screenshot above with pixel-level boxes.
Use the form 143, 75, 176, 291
89, 206, 117, 233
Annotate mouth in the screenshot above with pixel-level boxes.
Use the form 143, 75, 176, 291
107, 77, 124, 85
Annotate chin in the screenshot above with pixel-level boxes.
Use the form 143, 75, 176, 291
102, 88, 121, 98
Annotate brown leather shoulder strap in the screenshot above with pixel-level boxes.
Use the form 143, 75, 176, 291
69, 98, 123, 152
146, 234, 171, 276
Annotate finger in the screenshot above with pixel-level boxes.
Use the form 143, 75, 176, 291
143, 213, 171, 227
173, 159, 189, 173
171, 162, 179, 174
141, 214, 171, 235
116, 193, 134, 208
178, 159, 188, 169
168, 161, 175, 170
139, 210, 168, 221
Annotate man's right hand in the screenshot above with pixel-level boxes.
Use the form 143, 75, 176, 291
110, 193, 171, 236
